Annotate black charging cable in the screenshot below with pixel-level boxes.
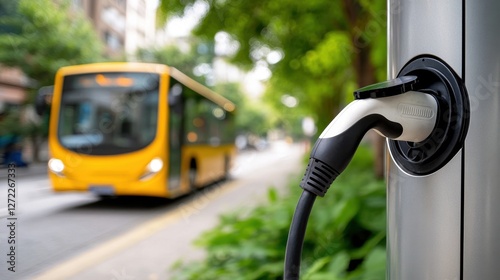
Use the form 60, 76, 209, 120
284, 158, 337, 279
284, 189, 316, 279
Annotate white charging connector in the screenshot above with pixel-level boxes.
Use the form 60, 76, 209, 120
301, 90, 439, 198
320, 90, 438, 142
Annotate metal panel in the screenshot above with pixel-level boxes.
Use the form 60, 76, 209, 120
464, 1, 500, 279
388, 0, 463, 79
387, 0, 463, 279
387, 154, 462, 280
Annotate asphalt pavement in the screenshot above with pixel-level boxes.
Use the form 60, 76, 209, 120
0, 142, 306, 280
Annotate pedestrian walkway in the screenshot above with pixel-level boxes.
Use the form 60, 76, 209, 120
0, 161, 47, 179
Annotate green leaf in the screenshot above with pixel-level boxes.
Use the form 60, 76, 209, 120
303, 256, 332, 279
350, 247, 386, 280
350, 231, 385, 259
363, 247, 386, 271
268, 187, 278, 203
328, 251, 350, 276
306, 272, 342, 280
333, 198, 360, 231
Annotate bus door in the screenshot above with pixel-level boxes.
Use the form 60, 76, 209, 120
167, 80, 184, 190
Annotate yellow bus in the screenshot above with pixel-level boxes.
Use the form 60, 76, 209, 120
41, 62, 236, 198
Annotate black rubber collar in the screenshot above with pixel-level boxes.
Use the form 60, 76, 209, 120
354, 75, 418, 99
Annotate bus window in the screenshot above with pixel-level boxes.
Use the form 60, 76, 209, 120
184, 88, 219, 145
58, 72, 159, 155
168, 79, 183, 189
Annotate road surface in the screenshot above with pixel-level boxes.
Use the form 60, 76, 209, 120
0, 142, 305, 280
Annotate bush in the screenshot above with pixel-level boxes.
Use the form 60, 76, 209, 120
171, 145, 386, 280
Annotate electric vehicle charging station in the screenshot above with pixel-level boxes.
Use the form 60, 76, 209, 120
387, 0, 500, 279
285, 0, 500, 279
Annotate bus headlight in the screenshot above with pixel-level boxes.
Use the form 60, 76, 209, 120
48, 158, 65, 176
147, 158, 163, 173
140, 157, 163, 180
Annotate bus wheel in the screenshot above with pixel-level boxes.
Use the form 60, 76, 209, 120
98, 195, 115, 201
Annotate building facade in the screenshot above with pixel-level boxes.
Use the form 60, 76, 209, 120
72, 0, 128, 58
125, 0, 157, 59
71, 0, 157, 59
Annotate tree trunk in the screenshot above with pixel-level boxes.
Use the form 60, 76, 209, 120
353, 47, 386, 179
342, 0, 386, 179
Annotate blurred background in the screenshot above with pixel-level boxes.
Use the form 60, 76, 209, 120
0, 0, 388, 279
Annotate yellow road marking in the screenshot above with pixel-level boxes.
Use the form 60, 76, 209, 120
33, 180, 239, 280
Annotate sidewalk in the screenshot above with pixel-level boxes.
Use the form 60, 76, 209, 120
0, 161, 47, 179
0, 138, 48, 179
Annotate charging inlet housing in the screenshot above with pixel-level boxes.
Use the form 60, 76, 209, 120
388, 55, 469, 175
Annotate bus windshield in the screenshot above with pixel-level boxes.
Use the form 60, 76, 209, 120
57, 72, 160, 155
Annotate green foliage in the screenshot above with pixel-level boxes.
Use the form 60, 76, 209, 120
135, 42, 215, 85
0, 110, 26, 136
216, 83, 275, 137
0, 0, 103, 91
170, 145, 386, 279
238, 103, 274, 137
159, 0, 387, 134
0, 0, 103, 160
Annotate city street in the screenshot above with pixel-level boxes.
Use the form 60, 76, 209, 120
0, 142, 305, 280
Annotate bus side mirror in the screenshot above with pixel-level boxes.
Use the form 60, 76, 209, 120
35, 85, 53, 116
